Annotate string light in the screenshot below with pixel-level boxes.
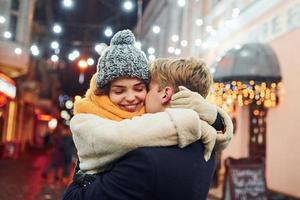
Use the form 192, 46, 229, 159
168, 46, 175, 54
2, 1, 237, 69
51, 55, 59, 62
178, 0, 186, 7
174, 48, 181, 55
180, 40, 188, 47
52, 23, 62, 34
171, 34, 179, 42
87, 58, 95, 66
3, 31, 12, 39
14, 48, 22, 55
95, 43, 107, 54
68, 53, 76, 61
123, 0, 133, 11
104, 27, 113, 37
195, 18, 203, 26
208, 81, 284, 113
148, 55, 156, 61
62, 0, 74, 8
51, 41, 59, 49
152, 25, 160, 34
205, 26, 213, 33
30, 45, 40, 56
232, 8, 240, 18
0, 16, 6, 23
135, 41, 142, 49
48, 118, 58, 130
147, 47, 155, 54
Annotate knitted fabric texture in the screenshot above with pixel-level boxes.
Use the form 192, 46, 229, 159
74, 73, 145, 121
96, 29, 149, 88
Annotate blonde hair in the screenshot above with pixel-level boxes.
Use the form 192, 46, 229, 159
150, 57, 213, 97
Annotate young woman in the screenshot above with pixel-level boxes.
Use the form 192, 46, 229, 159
70, 30, 230, 175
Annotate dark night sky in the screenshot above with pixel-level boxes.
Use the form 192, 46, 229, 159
33, 0, 150, 97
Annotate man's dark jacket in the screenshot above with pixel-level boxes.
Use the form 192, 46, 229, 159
63, 143, 215, 200
62, 114, 223, 200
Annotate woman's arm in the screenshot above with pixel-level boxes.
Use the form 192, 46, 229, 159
170, 86, 234, 152
71, 108, 203, 173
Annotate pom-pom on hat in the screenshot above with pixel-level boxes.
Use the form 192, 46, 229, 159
96, 29, 149, 88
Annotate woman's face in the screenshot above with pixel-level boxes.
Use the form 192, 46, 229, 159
109, 78, 147, 112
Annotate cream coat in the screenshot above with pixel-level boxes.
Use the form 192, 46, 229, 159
71, 108, 233, 174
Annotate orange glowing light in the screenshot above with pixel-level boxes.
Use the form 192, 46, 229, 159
0, 94, 7, 107
78, 60, 88, 69
37, 114, 52, 121
253, 109, 260, 116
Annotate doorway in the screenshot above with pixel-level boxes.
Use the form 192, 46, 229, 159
249, 103, 267, 158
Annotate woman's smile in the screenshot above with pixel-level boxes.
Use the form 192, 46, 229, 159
120, 103, 142, 112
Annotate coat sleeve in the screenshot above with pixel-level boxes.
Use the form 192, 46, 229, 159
211, 112, 224, 131
62, 149, 155, 200
70, 108, 201, 173
214, 107, 234, 151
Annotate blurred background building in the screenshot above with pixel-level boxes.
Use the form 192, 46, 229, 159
138, 0, 300, 198
0, 0, 299, 199
0, 0, 37, 157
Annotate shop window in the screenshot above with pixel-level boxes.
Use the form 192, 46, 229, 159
9, 0, 20, 42
11, 0, 20, 11
9, 14, 17, 41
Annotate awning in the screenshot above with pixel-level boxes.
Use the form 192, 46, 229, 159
212, 43, 282, 83
0, 73, 16, 99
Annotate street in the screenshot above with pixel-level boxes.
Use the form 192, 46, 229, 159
0, 149, 67, 200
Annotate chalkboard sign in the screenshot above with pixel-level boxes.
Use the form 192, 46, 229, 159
223, 157, 267, 200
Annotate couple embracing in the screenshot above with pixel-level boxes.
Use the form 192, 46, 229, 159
63, 29, 233, 200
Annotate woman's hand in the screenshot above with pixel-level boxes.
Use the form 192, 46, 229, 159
170, 86, 217, 125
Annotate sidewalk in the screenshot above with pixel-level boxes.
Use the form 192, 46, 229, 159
0, 149, 67, 200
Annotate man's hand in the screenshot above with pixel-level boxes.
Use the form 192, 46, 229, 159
170, 86, 217, 125
73, 170, 97, 187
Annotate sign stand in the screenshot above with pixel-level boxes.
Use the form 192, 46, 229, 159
222, 157, 267, 200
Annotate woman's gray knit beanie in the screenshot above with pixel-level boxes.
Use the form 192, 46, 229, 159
96, 29, 149, 88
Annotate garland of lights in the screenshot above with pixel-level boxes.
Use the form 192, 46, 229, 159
208, 80, 284, 113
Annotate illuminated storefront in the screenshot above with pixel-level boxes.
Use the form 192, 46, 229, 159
0, 73, 17, 144
0, 0, 36, 157
200, 0, 300, 198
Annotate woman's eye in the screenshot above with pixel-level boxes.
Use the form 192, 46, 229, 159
113, 90, 123, 94
135, 86, 146, 92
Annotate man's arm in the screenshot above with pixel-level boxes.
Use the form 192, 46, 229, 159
63, 149, 155, 200
211, 112, 224, 131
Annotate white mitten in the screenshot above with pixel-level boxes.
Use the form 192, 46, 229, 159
214, 107, 234, 151
200, 120, 217, 161
171, 86, 218, 125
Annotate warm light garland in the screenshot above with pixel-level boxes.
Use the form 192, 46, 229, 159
208, 80, 284, 113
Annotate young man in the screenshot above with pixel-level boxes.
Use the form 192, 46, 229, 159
63, 57, 233, 200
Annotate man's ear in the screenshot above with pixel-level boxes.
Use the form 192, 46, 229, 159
162, 86, 174, 104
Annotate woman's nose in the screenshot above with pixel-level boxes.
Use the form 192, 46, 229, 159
125, 92, 136, 102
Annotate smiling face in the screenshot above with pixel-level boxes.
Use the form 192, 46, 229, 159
109, 77, 147, 112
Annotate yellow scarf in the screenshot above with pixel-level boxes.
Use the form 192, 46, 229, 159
73, 74, 145, 121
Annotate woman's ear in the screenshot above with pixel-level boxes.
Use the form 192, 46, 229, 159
162, 86, 174, 104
